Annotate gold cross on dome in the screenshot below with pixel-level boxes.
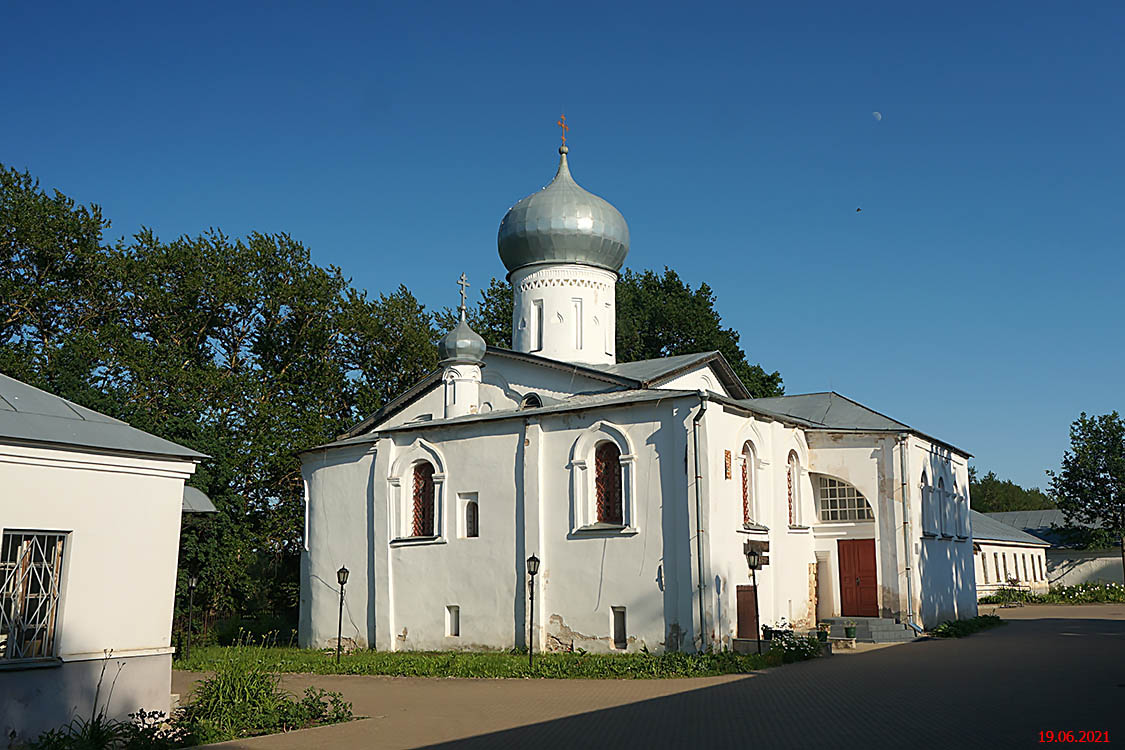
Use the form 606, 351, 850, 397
457, 273, 470, 315
558, 114, 568, 145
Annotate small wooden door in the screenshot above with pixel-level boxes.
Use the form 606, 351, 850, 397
736, 585, 759, 639
838, 539, 878, 617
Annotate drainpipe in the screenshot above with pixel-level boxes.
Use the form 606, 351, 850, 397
692, 391, 707, 651
898, 434, 918, 631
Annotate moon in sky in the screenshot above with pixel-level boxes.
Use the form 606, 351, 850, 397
872, 111, 883, 121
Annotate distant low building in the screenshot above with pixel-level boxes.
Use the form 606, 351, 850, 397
0, 374, 205, 741
970, 510, 1050, 598
986, 510, 1122, 586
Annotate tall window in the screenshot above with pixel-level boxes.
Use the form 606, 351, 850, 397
787, 452, 800, 526
740, 442, 756, 526
465, 499, 479, 538
982, 551, 990, 583
595, 441, 623, 524
412, 461, 436, 537
993, 552, 1001, 582
921, 473, 936, 535
817, 476, 874, 521
1, 531, 67, 660
937, 478, 948, 536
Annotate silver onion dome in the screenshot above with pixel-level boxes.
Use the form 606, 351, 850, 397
438, 315, 486, 366
497, 145, 630, 275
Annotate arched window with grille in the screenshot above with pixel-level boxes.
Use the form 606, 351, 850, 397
595, 441, 623, 525
740, 442, 757, 526
412, 461, 436, 537
815, 476, 874, 522
786, 451, 801, 526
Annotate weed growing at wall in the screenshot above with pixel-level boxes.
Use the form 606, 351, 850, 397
930, 614, 1006, 638
174, 639, 825, 679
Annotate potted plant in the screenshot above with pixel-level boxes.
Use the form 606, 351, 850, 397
816, 622, 830, 642
843, 620, 857, 638
761, 625, 773, 641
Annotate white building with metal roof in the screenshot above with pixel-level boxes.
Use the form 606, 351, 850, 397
0, 373, 204, 740
970, 510, 1050, 598
300, 145, 978, 655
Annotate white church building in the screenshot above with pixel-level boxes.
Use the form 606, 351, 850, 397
299, 144, 977, 654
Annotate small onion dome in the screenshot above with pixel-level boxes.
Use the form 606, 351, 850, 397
497, 145, 630, 275
438, 316, 486, 366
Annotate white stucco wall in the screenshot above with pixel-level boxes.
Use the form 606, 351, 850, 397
0, 442, 195, 740
1046, 549, 1123, 586
974, 542, 1049, 597
656, 366, 729, 397
510, 264, 618, 367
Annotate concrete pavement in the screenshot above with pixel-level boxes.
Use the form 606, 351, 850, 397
179, 604, 1125, 749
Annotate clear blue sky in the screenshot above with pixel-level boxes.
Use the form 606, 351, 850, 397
3, 1, 1122, 490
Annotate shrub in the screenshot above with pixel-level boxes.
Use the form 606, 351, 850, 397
978, 582, 1125, 605
930, 614, 1006, 638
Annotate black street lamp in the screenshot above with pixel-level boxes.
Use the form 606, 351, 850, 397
336, 566, 349, 665
526, 555, 540, 669
185, 575, 197, 661
743, 546, 762, 655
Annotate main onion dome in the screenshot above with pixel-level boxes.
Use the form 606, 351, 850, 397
497, 145, 630, 275
438, 315, 486, 366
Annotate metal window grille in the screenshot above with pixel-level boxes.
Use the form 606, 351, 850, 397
816, 477, 874, 522
786, 456, 797, 525
595, 442, 623, 524
1, 531, 67, 660
741, 451, 752, 525
412, 462, 435, 537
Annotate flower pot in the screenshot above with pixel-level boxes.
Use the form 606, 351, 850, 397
816, 630, 828, 643
844, 626, 857, 638
761, 627, 773, 641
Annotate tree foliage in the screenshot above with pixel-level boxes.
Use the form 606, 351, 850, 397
968, 466, 1056, 513
450, 268, 783, 397
1, 162, 783, 632
1048, 412, 1125, 573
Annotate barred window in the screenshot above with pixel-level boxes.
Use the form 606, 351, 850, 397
1, 531, 67, 660
740, 442, 756, 526
787, 452, 800, 526
412, 461, 436, 537
595, 441, 623, 525
816, 476, 874, 521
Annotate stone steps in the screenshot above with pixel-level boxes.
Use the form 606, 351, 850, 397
819, 617, 918, 643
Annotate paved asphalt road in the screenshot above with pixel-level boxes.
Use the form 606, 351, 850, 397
180, 604, 1125, 750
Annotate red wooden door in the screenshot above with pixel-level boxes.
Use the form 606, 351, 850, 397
736, 585, 758, 639
838, 539, 878, 617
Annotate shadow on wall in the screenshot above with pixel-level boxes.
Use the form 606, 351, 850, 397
918, 538, 975, 627
1047, 552, 1125, 586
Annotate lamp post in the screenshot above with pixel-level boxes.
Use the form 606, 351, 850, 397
336, 566, 349, 665
526, 555, 540, 669
743, 546, 762, 655
185, 575, 197, 661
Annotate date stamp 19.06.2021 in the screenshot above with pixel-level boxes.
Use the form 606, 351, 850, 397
1038, 731, 1110, 743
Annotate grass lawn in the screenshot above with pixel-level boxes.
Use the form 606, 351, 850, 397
174, 644, 801, 679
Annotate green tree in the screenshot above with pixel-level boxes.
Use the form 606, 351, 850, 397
449, 269, 783, 397
1048, 412, 1125, 578
968, 466, 1056, 513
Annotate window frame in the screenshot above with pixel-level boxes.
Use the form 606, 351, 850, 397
786, 451, 806, 529
388, 440, 447, 546
1, 530, 68, 663
815, 475, 875, 523
569, 422, 637, 536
